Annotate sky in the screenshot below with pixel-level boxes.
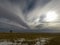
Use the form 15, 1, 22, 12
0, 0, 60, 33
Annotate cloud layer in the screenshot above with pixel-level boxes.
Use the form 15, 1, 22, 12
0, 0, 60, 32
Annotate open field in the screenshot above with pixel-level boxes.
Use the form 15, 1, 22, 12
0, 33, 60, 45
0, 33, 60, 39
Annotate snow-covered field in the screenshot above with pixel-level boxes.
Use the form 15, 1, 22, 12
0, 38, 49, 45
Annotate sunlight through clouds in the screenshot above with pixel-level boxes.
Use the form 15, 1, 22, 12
44, 11, 58, 22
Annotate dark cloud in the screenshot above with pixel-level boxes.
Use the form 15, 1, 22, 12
23, 0, 36, 13
0, 6, 29, 28
0, 22, 27, 32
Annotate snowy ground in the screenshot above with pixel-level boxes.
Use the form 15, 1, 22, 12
0, 38, 49, 45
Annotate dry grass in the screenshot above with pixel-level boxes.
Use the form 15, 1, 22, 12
0, 33, 60, 40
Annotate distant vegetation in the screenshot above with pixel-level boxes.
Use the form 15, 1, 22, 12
0, 33, 60, 40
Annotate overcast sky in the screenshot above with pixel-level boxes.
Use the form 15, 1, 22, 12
0, 0, 60, 33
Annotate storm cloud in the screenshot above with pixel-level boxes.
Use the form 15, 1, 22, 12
0, 0, 60, 32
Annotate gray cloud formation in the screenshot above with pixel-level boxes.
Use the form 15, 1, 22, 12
0, 0, 51, 30
0, 0, 60, 33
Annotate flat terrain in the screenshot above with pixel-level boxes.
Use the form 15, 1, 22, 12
0, 33, 60, 39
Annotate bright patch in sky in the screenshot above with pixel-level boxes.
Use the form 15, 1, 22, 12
44, 11, 58, 22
